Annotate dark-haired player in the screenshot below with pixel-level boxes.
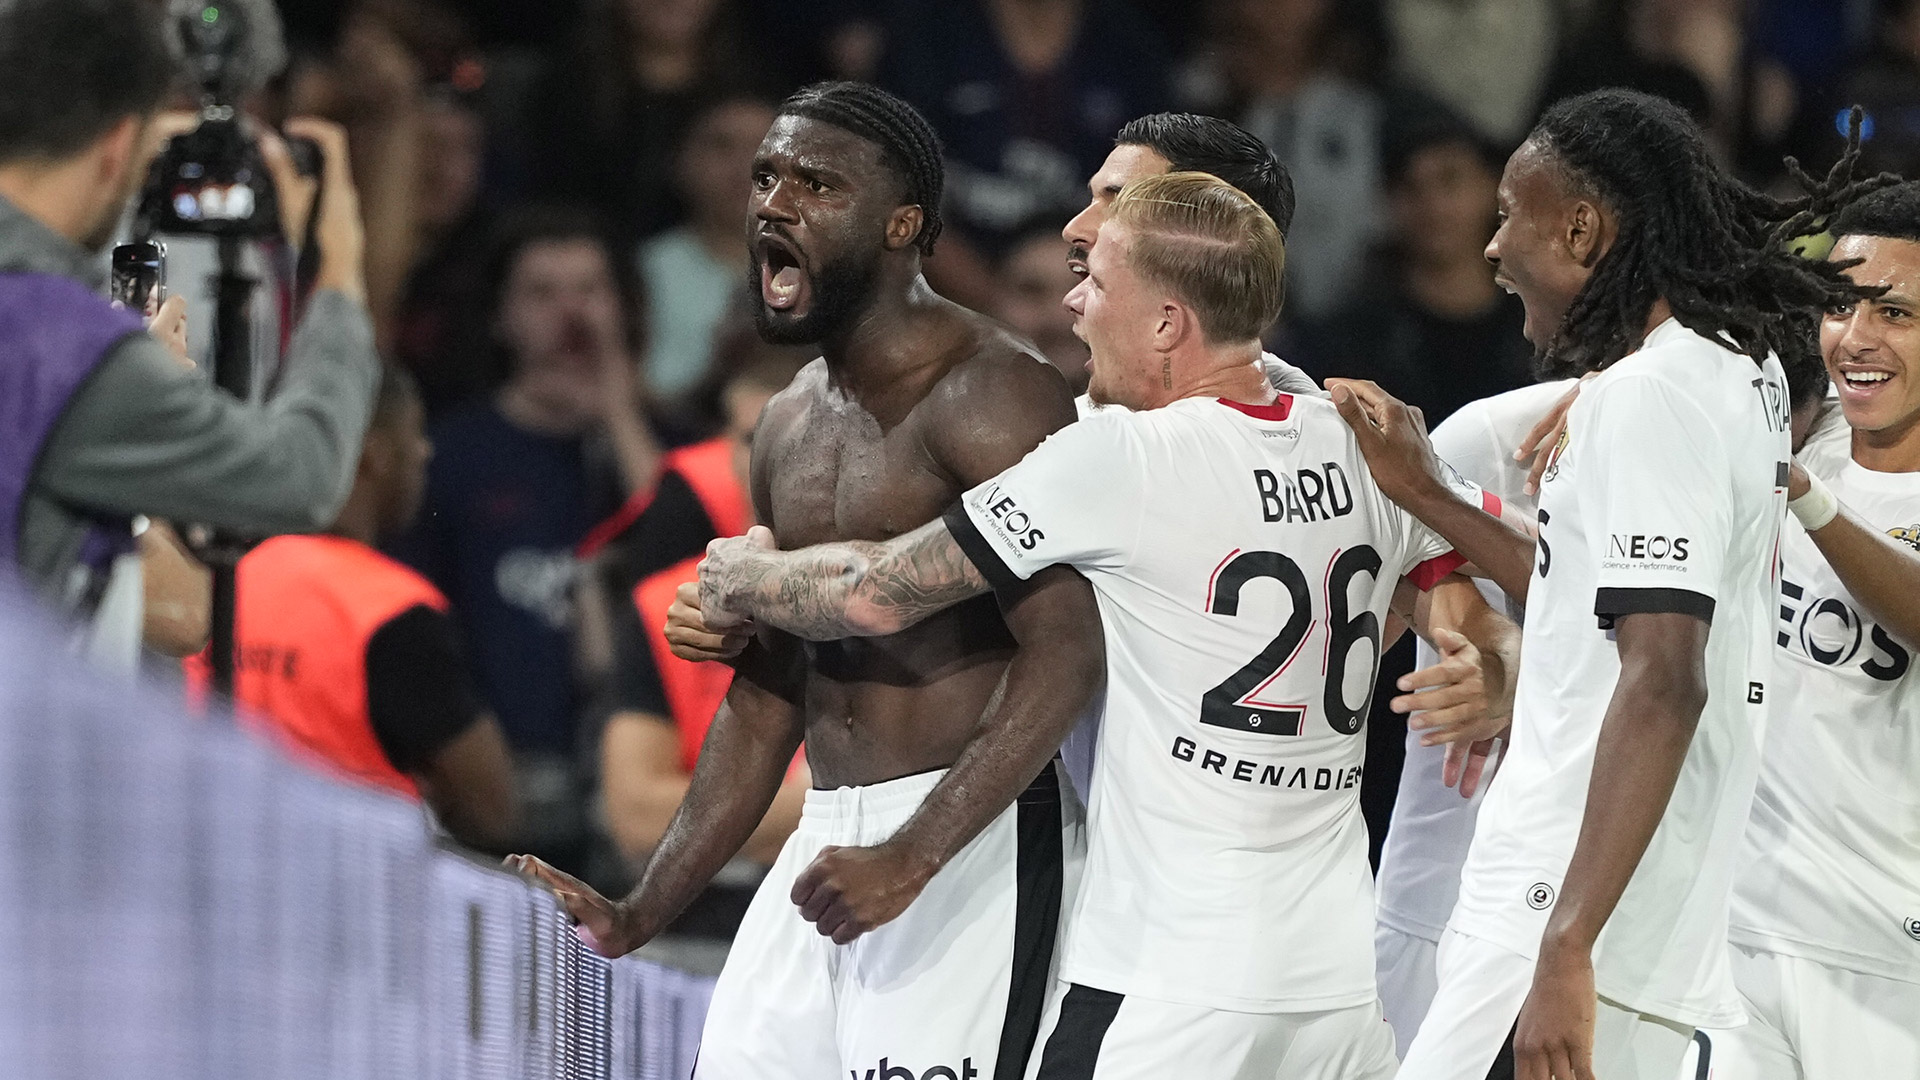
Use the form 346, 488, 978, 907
1064, 113, 1322, 403
1328, 90, 1889, 1080
508, 83, 1102, 1080
1715, 181, 1920, 1079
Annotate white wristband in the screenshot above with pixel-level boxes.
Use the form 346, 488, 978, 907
1789, 470, 1839, 531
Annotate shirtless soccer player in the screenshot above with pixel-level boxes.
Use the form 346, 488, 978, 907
509, 82, 1105, 1080
1715, 181, 1920, 1079
696, 171, 1522, 1080
1327, 90, 1888, 1080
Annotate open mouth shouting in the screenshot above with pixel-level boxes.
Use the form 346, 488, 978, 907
757, 232, 810, 315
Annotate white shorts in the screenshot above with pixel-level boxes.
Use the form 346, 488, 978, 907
1374, 922, 1440, 1059
1023, 981, 1398, 1080
1398, 928, 1694, 1080
1708, 943, 1920, 1079
693, 763, 1083, 1080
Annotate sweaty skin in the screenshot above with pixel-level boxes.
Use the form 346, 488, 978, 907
508, 114, 1103, 953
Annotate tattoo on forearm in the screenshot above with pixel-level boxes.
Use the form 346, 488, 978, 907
726, 524, 990, 639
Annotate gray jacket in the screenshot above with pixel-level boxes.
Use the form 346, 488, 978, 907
0, 195, 380, 613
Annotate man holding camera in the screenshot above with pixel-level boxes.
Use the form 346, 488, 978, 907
0, 0, 378, 636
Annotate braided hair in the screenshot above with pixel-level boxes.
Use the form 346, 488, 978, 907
1532, 89, 1898, 378
778, 81, 946, 256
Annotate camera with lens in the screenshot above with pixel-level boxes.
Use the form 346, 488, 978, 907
132, 0, 317, 241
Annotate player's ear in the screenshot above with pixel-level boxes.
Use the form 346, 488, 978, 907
1566, 198, 1608, 266
1153, 300, 1187, 352
884, 204, 925, 252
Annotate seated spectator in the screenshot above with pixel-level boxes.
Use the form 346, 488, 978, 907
638, 93, 776, 406
525, 0, 783, 244
880, 0, 1171, 310
1179, 0, 1384, 322
190, 369, 517, 851
596, 355, 807, 944
992, 223, 1088, 393
1287, 105, 1532, 425
393, 208, 658, 874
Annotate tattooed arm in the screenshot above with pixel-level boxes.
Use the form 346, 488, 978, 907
700, 519, 988, 641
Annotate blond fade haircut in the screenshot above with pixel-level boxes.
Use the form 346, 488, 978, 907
1109, 171, 1287, 344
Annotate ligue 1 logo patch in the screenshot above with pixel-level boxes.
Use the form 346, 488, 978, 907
1889, 524, 1920, 554
1527, 882, 1556, 910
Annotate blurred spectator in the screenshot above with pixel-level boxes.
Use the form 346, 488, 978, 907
394, 91, 499, 414
1541, 0, 1799, 175
594, 355, 808, 942
191, 369, 517, 852
993, 224, 1088, 392
285, 0, 481, 350
1386, 0, 1560, 144
1179, 0, 1383, 322
638, 94, 776, 406
582, 353, 808, 609
1288, 105, 1532, 425
525, 0, 783, 244
394, 208, 658, 873
881, 0, 1172, 310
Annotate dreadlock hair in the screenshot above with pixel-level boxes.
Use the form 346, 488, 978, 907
1530, 89, 1900, 379
778, 82, 946, 256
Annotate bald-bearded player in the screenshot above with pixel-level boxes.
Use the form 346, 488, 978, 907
509, 83, 1103, 1080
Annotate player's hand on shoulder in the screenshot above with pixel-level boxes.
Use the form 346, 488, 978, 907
1325, 378, 1446, 507
1515, 372, 1595, 497
666, 580, 753, 664
789, 840, 939, 945
503, 854, 643, 958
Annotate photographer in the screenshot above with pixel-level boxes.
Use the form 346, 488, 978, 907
0, 0, 379, 635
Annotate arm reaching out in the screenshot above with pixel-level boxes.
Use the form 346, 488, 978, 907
1328, 379, 1538, 601
1789, 462, 1920, 646
701, 520, 991, 641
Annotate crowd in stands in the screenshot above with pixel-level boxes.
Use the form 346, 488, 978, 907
212, 0, 1918, 953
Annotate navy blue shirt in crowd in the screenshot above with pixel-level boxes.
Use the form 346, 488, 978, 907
394, 401, 623, 756
880, 0, 1169, 255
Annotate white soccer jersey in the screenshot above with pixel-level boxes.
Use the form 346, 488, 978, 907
949, 393, 1463, 1013
1730, 429, 1920, 983
1375, 380, 1573, 942
1445, 319, 1789, 1028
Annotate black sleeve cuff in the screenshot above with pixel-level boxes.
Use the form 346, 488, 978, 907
943, 502, 1021, 591
1594, 586, 1716, 630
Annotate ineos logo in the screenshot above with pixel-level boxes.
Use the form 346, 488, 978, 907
1903, 917, 1920, 943
983, 487, 1045, 551
1527, 883, 1556, 910
1607, 534, 1691, 561
1799, 597, 1864, 667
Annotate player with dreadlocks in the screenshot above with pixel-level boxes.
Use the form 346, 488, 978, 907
508, 82, 1103, 1080
1323, 88, 1896, 1080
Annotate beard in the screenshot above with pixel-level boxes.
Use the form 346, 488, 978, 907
750, 245, 883, 346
